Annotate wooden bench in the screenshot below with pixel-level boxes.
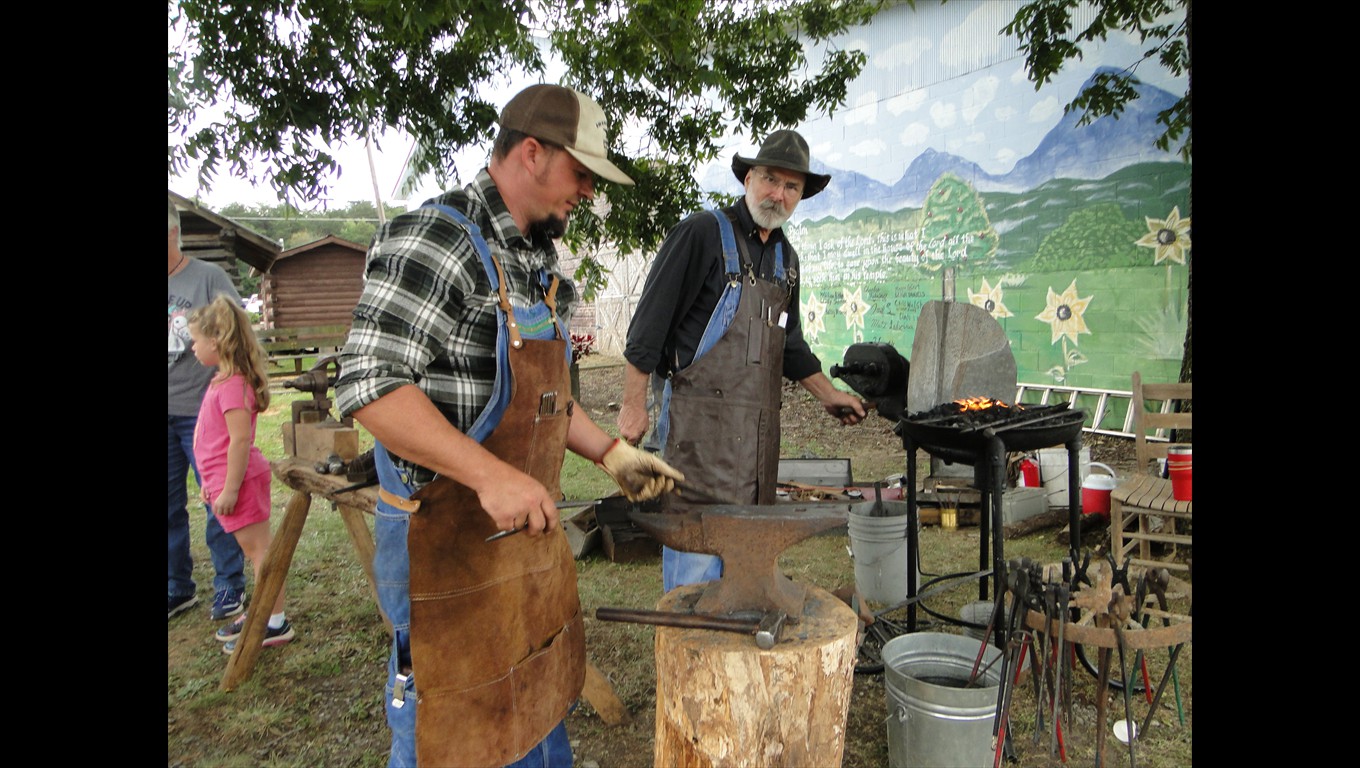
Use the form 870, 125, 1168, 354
256, 324, 351, 380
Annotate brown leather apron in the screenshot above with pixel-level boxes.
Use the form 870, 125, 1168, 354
404, 266, 583, 767
665, 247, 790, 506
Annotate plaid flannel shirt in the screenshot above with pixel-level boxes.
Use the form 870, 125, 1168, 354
336, 170, 578, 433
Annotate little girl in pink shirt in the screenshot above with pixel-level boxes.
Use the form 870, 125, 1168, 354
188, 295, 295, 652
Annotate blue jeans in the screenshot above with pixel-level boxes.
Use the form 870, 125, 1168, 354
662, 546, 723, 592
383, 646, 574, 768
167, 413, 245, 598
505, 719, 573, 768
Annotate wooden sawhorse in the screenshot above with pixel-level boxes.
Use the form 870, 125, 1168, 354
220, 458, 388, 691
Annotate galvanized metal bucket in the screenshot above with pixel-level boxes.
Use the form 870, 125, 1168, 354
882, 632, 1002, 768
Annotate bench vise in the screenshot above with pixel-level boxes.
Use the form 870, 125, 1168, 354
281, 355, 357, 462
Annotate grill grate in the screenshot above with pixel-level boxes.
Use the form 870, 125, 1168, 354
905, 401, 1071, 430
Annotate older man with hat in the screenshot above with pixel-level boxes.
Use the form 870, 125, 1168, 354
336, 83, 684, 768
618, 128, 867, 592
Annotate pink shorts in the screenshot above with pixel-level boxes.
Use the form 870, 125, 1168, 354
212, 471, 272, 534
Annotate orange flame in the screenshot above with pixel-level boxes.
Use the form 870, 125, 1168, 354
953, 396, 1012, 411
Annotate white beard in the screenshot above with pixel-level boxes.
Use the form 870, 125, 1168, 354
748, 193, 792, 231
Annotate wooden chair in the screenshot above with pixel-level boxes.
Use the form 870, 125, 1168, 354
1109, 372, 1192, 571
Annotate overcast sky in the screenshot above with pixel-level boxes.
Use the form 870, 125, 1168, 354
169, 104, 506, 213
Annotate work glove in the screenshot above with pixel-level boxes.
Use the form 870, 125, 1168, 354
598, 439, 685, 502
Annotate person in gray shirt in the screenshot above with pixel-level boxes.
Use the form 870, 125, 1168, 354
168, 198, 246, 622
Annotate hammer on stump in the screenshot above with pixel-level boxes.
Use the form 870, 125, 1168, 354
596, 606, 789, 650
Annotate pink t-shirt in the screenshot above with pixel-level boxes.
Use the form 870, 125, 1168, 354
194, 373, 270, 498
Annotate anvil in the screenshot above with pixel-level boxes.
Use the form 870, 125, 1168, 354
629, 501, 859, 619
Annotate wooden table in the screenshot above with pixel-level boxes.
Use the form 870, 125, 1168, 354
220, 458, 389, 692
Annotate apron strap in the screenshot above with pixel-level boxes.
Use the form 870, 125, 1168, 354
713, 208, 743, 282
487, 251, 524, 350
543, 274, 560, 320
418, 202, 569, 442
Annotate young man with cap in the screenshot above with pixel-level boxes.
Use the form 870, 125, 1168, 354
618, 129, 867, 592
335, 83, 684, 768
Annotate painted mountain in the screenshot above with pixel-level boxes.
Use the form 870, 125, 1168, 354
702, 67, 1184, 222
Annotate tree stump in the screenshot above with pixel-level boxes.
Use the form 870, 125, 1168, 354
653, 582, 858, 766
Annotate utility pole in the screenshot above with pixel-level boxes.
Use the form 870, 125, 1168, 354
366, 129, 386, 225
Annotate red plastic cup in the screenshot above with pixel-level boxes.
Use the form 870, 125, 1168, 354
1167, 445, 1192, 501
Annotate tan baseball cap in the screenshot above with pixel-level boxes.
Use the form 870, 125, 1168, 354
499, 84, 635, 186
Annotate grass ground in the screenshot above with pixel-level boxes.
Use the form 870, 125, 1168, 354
168, 357, 1192, 767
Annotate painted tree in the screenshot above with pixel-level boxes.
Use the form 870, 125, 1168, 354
915, 173, 999, 272
168, 0, 890, 295
1031, 203, 1146, 271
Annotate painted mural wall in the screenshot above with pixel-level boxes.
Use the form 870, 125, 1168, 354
692, 0, 1190, 422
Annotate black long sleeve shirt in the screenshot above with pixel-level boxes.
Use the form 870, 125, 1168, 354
623, 199, 823, 381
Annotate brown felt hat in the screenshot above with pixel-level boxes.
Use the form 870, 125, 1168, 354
499, 84, 634, 186
731, 129, 830, 199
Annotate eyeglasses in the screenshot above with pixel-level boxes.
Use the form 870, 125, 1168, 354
756, 170, 804, 198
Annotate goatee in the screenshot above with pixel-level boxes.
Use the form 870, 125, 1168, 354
529, 214, 568, 241
750, 198, 791, 231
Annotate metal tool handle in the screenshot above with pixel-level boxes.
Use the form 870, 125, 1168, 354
596, 607, 759, 634
486, 499, 599, 541
596, 607, 786, 650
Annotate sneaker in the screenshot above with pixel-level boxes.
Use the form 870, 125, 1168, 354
168, 594, 199, 621
210, 587, 245, 620
223, 620, 295, 654
215, 615, 247, 642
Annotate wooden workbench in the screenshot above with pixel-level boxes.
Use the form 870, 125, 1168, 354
220, 457, 389, 692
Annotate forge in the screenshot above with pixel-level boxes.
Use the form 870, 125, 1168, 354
833, 299, 1088, 645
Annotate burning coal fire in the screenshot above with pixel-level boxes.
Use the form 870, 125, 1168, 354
953, 396, 1013, 412
906, 397, 1062, 429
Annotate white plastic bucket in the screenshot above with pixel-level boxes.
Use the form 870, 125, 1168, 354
1037, 447, 1090, 507
848, 502, 920, 605
1080, 463, 1118, 517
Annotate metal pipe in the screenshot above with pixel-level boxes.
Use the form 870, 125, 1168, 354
986, 430, 1006, 620
595, 607, 759, 634
904, 437, 920, 633
1140, 642, 1186, 740
1051, 582, 1068, 757
1113, 622, 1137, 768
486, 499, 597, 542
1066, 437, 1083, 564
